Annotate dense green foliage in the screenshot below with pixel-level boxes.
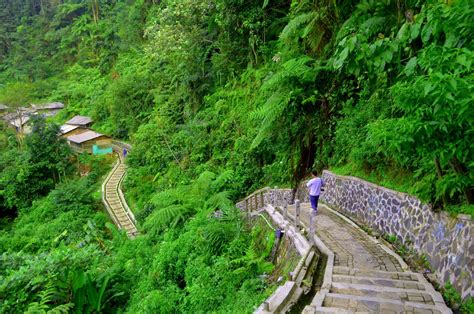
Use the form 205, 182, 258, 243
0, 117, 71, 215
1, 0, 473, 311
1, 0, 471, 210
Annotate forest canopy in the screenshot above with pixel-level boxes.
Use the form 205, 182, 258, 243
0, 0, 473, 312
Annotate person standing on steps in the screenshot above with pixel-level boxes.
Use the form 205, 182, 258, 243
122, 148, 127, 158
307, 170, 324, 236
307, 170, 324, 214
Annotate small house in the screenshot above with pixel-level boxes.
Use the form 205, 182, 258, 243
0, 104, 8, 113
32, 102, 65, 111
65, 115, 93, 128
31, 102, 64, 117
2, 112, 32, 133
67, 130, 111, 154
59, 124, 87, 138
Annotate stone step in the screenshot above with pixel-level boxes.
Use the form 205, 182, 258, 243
333, 266, 421, 282
117, 217, 131, 224
330, 282, 436, 304
314, 306, 349, 313
322, 293, 444, 313
332, 274, 427, 291
110, 205, 123, 211
118, 217, 132, 224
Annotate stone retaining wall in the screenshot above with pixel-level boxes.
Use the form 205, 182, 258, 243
317, 170, 473, 299
237, 174, 473, 298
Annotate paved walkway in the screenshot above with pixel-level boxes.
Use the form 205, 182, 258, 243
102, 148, 138, 238
286, 203, 451, 314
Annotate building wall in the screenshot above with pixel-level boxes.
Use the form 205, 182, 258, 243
81, 136, 111, 153
61, 128, 87, 138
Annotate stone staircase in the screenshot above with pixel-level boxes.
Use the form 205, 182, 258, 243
102, 150, 138, 238
312, 267, 449, 313
284, 203, 452, 314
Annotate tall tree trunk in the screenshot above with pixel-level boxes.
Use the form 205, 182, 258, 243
449, 156, 474, 204
434, 156, 447, 206
91, 0, 99, 24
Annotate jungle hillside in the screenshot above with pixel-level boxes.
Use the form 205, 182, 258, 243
0, 0, 473, 312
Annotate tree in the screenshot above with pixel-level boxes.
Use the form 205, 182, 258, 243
0, 116, 72, 212
26, 115, 72, 183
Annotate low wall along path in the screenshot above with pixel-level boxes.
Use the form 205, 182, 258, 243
238, 172, 459, 313
318, 170, 472, 300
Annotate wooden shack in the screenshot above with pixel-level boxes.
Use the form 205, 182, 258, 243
67, 130, 111, 153
65, 115, 93, 128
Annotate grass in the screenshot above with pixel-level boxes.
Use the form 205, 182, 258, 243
330, 163, 416, 196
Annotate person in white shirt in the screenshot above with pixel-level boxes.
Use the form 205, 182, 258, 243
306, 170, 324, 214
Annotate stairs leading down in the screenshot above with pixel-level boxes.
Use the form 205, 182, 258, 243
282, 203, 452, 314
102, 148, 138, 238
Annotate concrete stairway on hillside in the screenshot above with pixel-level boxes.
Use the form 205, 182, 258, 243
102, 151, 138, 238
282, 203, 451, 314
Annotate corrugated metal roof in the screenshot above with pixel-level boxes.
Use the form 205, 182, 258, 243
65, 115, 93, 126
10, 116, 30, 128
32, 102, 65, 110
60, 124, 81, 134
67, 130, 105, 144
2, 112, 16, 121
3, 112, 30, 123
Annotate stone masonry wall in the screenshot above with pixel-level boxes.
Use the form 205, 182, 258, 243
236, 173, 473, 298
316, 170, 473, 299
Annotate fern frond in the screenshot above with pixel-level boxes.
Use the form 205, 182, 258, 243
192, 171, 216, 195
47, 303, 74, 314
202, 222, 236, 254
143, 204, 189, 231
206, 191, 233, 211
26, 302, 48, 313
150, 189, 180, 207
211, 170, 234, 192
281, 56, 316, 82
260, 70, 292, 93
280, 12, 318, 42
251, 91, 291, 148
245, 241, 257, 261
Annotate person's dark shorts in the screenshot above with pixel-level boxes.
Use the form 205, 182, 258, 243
310, 195, 319, 211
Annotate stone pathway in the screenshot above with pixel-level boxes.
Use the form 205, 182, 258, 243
285, 203, 451, 314
102, 149, 138, 238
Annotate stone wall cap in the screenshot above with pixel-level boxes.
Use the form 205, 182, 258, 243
322, 170, 472, 222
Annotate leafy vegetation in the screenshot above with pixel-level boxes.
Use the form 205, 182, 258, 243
0, 0, 473, 311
